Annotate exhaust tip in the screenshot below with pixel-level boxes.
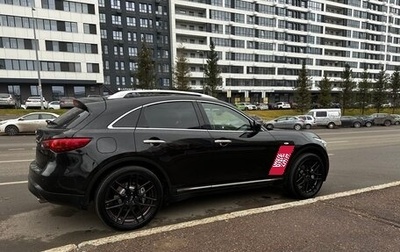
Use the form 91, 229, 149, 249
37, 198, 47, 203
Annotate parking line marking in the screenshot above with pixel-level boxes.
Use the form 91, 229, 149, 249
69, 181, 400, 251
0, 160, 32, 164
0, 181, 27, 186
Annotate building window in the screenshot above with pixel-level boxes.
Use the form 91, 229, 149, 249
126, 1, 135, 11
112, 15, 122, 25
87, 63, 100, 73
113, 31, 123, 40
74, 86, 86, 98
111, 0, 120, 9
100, 29, 107, 39
83, 23, 97, 34
51, 86, 64, 100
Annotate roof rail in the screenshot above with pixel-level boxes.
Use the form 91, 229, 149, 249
107, 89, 216, 100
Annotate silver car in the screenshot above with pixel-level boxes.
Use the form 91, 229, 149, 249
264, 116, 305, 131
0, 112, 59, 136
0, 93, 17, 108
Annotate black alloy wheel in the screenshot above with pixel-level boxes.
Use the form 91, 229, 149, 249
285, 153, 325, 199
5, 125, 19, 136
95, 166, 163, 230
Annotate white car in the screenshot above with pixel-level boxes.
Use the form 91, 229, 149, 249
273, 102, 291, 109
48, 101, 60, 110
25, 96, 48, 109
297, 115, 317, 129
0, 112, 59, 136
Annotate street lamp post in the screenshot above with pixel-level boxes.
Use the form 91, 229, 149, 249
31, 6, 44, 109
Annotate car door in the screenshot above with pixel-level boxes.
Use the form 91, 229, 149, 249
197, 101, 281, 184
133, 100, 215, 189
17, 114, 41, 132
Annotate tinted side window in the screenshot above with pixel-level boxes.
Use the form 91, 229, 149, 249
113, 109, 141, 127
137, 101, 200, 129
201, 103, 251, 131
315, 111, 327, 117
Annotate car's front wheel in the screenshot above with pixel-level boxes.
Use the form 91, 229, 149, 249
365, 122, 372, 127
353, 122, 361, 128
95, 166, 163, 230
5, 125, 19, 136
293, 124, 302, 131
285, 153, 325, 199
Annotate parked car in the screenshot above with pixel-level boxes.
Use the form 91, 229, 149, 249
366, 113, 394, 126
391, 114, 400, 125
255, 103, 269, 110
355, 116, 373, 127
264, 116, 305, 130
28, 91, 329, 231
340, 116, 368, 128
59, 97, 76, 109
235, 102, 257, 110
307, 108, 342, 129
273, 102, 291, 109
47, 101, 60, 110
25, 96, 48, 109
0, 93, 17, 108
297, 115, 316, 129
0, 112, 58, 136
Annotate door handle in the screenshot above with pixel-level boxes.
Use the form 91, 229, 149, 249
215, 139, 232, 147
143, 139, 166, 146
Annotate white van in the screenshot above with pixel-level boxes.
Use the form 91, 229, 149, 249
307, 108, 342, 129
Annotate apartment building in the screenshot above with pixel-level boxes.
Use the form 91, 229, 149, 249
171, 0, 400, 104
98, 0, 171, 93
0, 0, 103, 104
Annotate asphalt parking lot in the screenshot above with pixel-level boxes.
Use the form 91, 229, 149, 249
48, 182, 400, 252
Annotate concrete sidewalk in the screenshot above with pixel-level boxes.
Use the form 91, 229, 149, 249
47, 182, 400, 252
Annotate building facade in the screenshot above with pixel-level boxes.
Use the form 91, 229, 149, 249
171, 0, 400, 104
98, 0, 172, 94
0, 0, 103, 105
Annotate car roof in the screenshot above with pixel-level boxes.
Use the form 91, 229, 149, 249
107, 89, 216, 100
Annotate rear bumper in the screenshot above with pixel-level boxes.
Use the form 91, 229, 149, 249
28, 162, 88, 209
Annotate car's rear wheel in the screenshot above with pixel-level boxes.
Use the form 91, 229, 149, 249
384, 120, 391, 126
365, 122, 372, 127
5, 125, 19, 136
95, 166, 163, 230
285, 153, 325, 199
327, 122, 335, 129
294, 124, 302, 131
305, 124, 311, 130
353, 122, 361, 128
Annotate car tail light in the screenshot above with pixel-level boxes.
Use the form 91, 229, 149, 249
42, 138, 91, 153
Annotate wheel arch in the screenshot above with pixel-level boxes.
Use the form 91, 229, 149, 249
85, 156, 173, 207
286, 144, 329, 180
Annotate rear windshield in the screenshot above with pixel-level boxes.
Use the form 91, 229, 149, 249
51, 107, 89, 129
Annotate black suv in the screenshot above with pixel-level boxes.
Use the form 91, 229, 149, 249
28, 91, 329, 230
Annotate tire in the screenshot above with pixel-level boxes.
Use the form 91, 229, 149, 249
266, 124, 274, 130
285, 153, 325, 199
395, 121, 400, 125
294, 124, 302, 131
384, 120, 391, 126
95, 166, 163, 231
305, 124, 311, 130
327, 122, 335, 129
353, 122, 361, 128
365, 122, 372, 127
5, 125, 19, 136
